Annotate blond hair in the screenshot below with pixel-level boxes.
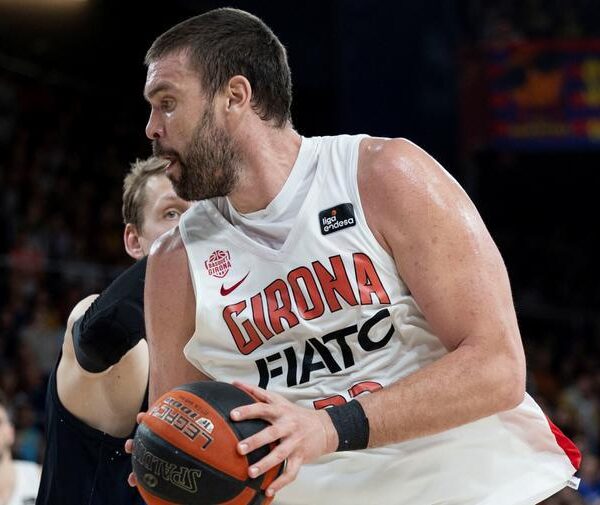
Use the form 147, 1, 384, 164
122, 157, 169, 231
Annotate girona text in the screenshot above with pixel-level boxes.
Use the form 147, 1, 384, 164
223, 253, 391, 355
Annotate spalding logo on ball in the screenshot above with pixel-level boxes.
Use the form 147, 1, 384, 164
132, 381, 284, 505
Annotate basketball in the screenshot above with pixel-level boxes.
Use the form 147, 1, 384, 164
132, 381, 283, 505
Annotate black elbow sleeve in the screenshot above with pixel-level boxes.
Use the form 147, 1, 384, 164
73, 257, 147, 373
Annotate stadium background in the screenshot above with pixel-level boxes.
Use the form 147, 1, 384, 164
0, 0, 598, 503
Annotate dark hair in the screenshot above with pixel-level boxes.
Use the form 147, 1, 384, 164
122, 157, 169, 231
145, 8, 292, 127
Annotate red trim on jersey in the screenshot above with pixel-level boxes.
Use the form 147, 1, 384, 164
546, 416, 581, 470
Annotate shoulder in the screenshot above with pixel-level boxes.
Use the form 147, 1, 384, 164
357, 137, 474, 239
146, 225, 194, 302
62, 294, 99, 360
149, 225, 187, 264
66, 295, 99, 331
358, 137, 460, 196
147, 226, 191, 290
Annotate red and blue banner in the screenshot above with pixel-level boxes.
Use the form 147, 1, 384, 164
486, 40, 600, 149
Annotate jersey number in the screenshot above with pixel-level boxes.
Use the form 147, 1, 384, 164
313, 380, 382, 410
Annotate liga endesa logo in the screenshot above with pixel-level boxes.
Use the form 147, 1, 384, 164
205, 250, 232, 278
319, 203, 356, 235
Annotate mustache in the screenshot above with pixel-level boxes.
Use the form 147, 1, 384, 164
152, 140, 181, 161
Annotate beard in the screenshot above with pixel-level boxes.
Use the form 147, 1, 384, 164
153, 107, 241, 201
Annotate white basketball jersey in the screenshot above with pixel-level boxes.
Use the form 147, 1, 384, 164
7, 461, 40, 505
179, 135, 579, 505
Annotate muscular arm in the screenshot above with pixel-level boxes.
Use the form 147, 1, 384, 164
222, 137, 527, 497
58, 296, 149, 437
145, 227, 208, 404
356, 137, 526, 445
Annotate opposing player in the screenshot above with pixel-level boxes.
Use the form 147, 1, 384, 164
0, 390, 41, 505
36, 157, 191, 504
140, 8, 580, 504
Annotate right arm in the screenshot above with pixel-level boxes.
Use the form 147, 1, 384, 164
58, 296, 149, 437
57, 259, 150, 437
145, 226, 208, 404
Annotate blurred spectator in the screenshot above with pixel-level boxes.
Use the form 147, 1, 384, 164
578, 454, 600, 504
560, 372, 600, 456
543, 487, 586, 504
0, 67, 133, 470
19, 291, 62, 375
11, 396, 43, 464
0, 389, 41, 504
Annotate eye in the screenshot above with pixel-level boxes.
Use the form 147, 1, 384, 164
160, 98, 175, 112
164, 209, 181, 219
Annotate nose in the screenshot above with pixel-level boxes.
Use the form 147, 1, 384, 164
145, 109, 164, 140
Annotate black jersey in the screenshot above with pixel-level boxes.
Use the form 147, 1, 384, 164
36, 258, 149, 505
35, 360, 148, 505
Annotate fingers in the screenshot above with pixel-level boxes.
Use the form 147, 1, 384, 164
237, 424, 282, 456
231, 383, 287, 424
231, 399, 277, 424
125, 438, 136, 488
125, 411, 147, 490
124, 411, 145, 455
128, 472, 138, 487
233, 381, 272, 403
246, 439, 291, 479
229, 382, 318, 497
265, 456, 302, 497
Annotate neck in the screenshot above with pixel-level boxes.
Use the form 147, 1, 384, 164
0, 452, 15, 504
227, 123, 302, 214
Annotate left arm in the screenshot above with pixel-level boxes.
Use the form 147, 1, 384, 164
354, 137, 525, 445
232, 137, 526, 495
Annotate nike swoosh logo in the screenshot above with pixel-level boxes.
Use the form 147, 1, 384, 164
220, 272, 250, 296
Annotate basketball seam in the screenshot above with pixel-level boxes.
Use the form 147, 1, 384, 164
134, 423, 249, 504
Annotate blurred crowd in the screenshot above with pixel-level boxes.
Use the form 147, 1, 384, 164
1, 2, 600, 499
0, 68, 139, 465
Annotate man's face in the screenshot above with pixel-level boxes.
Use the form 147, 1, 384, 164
0, 405, 14, 459
137, 174, 192, 255
144, 51, 241, 201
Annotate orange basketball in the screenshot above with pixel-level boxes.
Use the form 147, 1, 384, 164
132, 381, 283, 505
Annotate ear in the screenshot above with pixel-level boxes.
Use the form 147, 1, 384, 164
124, 223, 145, 260
225, 75, 252, 115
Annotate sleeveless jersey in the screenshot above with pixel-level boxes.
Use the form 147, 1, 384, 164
179, 134, 580, 505
7, 461, 40, 505
36, 360, 147, 505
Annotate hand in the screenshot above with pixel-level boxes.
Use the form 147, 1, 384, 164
124, 411, 146, 487
231, 382, 339, 498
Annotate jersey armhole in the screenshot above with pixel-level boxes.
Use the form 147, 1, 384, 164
347, 135, 396, 264
178, 218, 216, 380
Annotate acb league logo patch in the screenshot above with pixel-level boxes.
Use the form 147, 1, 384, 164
205, 250, 232, 278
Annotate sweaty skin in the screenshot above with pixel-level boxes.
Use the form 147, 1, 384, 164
139, 50, 525, 497
143, 143, 524, 496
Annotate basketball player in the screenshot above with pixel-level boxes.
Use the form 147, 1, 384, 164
138, 8, 580, 504
0, 390, 41, 505
36, 157, 191, 504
